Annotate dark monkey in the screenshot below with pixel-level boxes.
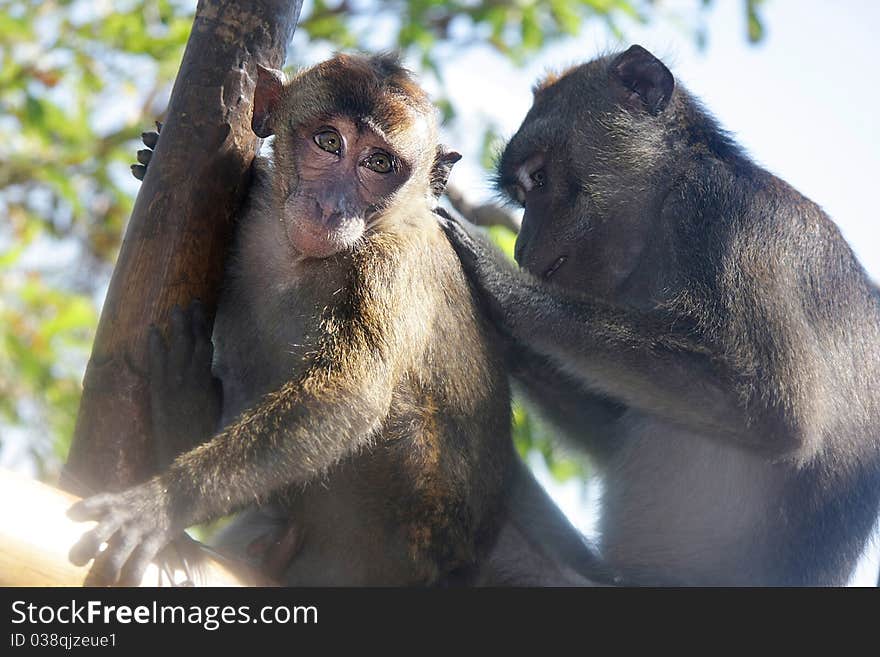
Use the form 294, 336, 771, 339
70, 53, 604, 586
442, 45, 880, 586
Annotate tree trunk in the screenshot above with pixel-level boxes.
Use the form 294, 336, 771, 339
63, 0, 304, 496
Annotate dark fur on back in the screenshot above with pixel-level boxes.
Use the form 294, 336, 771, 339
451, 46, 880, 585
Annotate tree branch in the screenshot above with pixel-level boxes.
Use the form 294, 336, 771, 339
445, 184, 521, 232
0, 469, 271, 586
63, 0, 304, 496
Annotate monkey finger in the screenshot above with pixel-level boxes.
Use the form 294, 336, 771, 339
82, 530, 143, 587
136, 148, 153, 166
434, 208, 452, 228
437, 212, 469, 241
148, 325, 167, 380
148, 326, 177, 444
190, 301, 214, 367
190, 299, 206, 328
119, 535, 167, 587
131, 164, 147, 180
141, 130, 159, 149
440, 222, 480, 267
67, 493, 119, 521
68, 518, 123, 567
434, 208, 469, 236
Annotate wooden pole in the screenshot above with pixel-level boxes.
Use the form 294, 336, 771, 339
63, 0, 304, 496
0, 470, 272, 586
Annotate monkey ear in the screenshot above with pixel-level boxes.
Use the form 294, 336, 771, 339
611, 45, 674, 116
430, 146, 463, 198
253, 64, 285, 138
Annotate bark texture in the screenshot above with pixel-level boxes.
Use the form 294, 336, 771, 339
64, 0, 303, 495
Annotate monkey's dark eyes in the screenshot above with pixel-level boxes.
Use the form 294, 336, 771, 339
363, 151, 394, 174
315, 130, 342, 155
530, 169, 546, 188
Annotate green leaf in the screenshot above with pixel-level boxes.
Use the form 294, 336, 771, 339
0, 10, 33, 41
746, 0, 765, 43
521, 5, 543, 52
550, 0, 582, 35
487, 225, 517, 261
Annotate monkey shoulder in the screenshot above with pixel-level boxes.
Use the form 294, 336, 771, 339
363, 208, 511, 455
357, 209, 475, 310
665, 158, 842, 295
340, 210, 511, 576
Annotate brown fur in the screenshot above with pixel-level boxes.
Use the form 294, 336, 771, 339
202, 54, 513, 584
68, 54, 514, 587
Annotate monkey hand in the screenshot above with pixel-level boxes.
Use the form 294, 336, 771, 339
67, 480, 178, 586
437, 208, 520, 334
149, 302, 222, 472
131, 120, 162, 181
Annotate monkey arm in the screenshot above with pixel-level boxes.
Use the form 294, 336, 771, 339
438, 210, 625, 459
441, 214, 812, 459
68, 242, 424, 586
507, 341, 626, 463
165, 356, 395, 524
68, 351, 396, 586
504, 282, 750, 438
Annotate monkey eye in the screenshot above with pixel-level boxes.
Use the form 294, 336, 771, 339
314, 129, 342, 155
530, 169, 546, 188
363, 151, 394, 174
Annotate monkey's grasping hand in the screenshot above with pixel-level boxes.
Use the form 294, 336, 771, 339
131, 121, 162, 181
437, 208, 521, 334
68, 480, 176, 586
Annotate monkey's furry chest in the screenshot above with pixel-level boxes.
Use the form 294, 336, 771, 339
209, 245, 511, 584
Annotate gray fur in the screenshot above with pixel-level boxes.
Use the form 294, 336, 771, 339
444, 45, 880, 585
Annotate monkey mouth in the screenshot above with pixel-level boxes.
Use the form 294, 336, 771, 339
543, 256, 567, 280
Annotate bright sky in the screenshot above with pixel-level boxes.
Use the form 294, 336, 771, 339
430, 0, 880, 585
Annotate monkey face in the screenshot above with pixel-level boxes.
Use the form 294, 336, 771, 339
250, 56, 439, 260
278, 115, 413, 259
496, 45, 676, 297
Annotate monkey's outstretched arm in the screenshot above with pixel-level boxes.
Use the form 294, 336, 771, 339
441, 214, 810, 457
68, 242, 423, 586
507, 342, 626, 463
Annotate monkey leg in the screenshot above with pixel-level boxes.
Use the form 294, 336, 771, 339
211, 505, 304, 581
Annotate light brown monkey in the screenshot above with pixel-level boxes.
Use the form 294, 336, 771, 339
69, 53, 607, 586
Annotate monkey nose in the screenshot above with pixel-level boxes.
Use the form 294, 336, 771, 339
320, 209, 351, 229
316, 197, 358, 227
314, 199, 342, 224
